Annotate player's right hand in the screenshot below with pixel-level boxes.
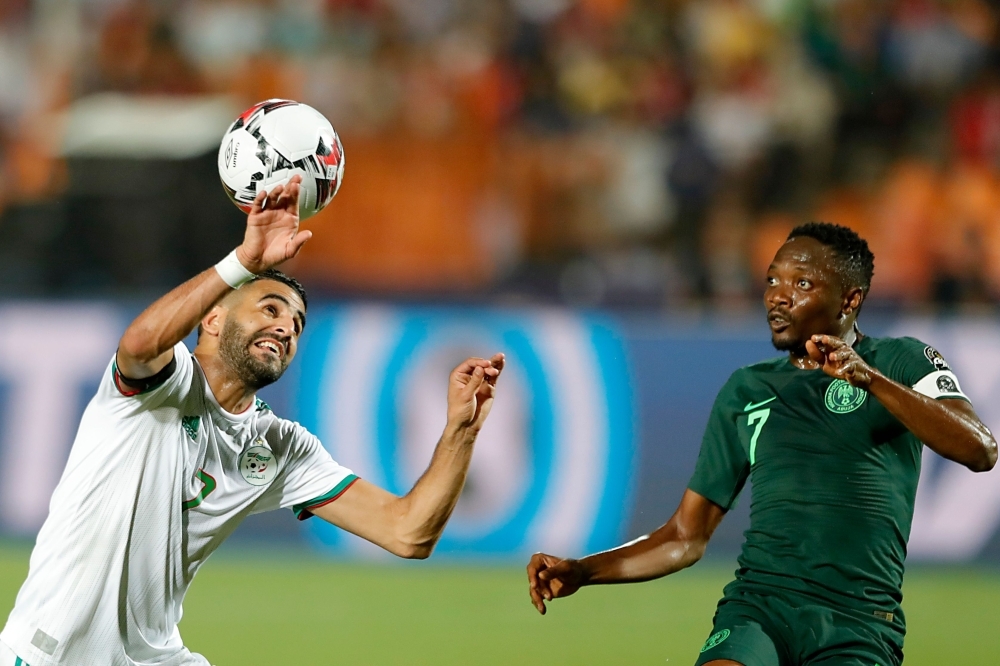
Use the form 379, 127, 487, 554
446, 354, 504, 433
236, 174, 313, 273
527, 552, 586, 615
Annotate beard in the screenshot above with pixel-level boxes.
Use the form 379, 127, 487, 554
771, 333, 803, 352
218, 317, 287, 390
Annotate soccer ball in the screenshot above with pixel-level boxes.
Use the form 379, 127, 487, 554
218, 99, 345, 220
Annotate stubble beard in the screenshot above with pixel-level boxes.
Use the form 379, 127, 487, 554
771, 334, 802, 352
770, 320, 807, 353
218, 317, 286, 391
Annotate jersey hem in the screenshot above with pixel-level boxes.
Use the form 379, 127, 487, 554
293, 475, 359, 520
2, 622, 57, 666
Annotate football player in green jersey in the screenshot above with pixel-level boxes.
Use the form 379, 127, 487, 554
525, 222, 997, 666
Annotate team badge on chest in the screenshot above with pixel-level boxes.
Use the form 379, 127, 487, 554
824, 379, 867, 414
240, 438, 278, 486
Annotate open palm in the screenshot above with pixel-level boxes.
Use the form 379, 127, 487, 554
236, 175, 313, 273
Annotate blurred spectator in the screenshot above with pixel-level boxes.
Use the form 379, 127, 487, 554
0, 0, 999, 309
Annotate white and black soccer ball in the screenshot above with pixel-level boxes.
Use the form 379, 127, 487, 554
218, 99, 344, 220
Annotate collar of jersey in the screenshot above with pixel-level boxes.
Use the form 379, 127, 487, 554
193, 355, 257, 424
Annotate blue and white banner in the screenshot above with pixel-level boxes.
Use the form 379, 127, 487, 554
0, 303, 997, 563
888, 318, 1000, 561
292, 305, 636, 557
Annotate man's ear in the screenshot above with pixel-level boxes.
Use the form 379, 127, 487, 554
201, 305, 226, 339
843, 287, 864, 317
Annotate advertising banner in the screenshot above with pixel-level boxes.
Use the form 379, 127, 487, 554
292, 305, 636, 557
0, 303, 996, 562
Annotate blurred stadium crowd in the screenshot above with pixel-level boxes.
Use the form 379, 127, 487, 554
1, 0, 999, 307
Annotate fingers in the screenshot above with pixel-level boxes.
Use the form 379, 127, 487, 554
529, 583, 547, 614
808, 335, 856, 367
463, 366, 486, 399
257, 175, 304, 215
537, 558, 572, 584
810, 335, 845, 352
453, 357, 502, 384
453, 357, 490, 376
829, 348, 852, 364
250, 187, 268, 215
270, 182, 298, 213
488, 353, 505, 386
526, 554, 551, 615
281, 178, 301, 212
288, 229, 313, 257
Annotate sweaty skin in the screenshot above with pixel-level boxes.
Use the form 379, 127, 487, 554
525, 235, 996, 631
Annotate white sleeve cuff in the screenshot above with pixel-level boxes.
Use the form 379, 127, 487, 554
912, 370, 969, 401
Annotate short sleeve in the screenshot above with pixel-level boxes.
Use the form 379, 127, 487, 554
878, 337, 970, 403
687, 373, 750, 511
253, 422, 357, 519
102, 341, 195, 413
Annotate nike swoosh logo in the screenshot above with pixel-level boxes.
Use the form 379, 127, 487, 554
744, 397, 777, 411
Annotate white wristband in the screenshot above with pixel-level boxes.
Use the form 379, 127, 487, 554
215, 250, 256, 289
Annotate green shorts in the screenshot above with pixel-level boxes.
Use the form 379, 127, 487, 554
693, 585, 903, 666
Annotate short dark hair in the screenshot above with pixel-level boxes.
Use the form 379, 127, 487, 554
197, 268, 308, 340
787, 222, 875, 295
250, 268, 309, 313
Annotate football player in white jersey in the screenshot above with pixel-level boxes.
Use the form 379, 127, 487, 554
0, 175, 504, 666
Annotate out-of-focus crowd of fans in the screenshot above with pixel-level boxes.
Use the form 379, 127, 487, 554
1, 0, 1000, 308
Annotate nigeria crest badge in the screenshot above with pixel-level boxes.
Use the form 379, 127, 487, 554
240, 439, 278, 486
700, 629, 730, 653
824, 379, 867, 414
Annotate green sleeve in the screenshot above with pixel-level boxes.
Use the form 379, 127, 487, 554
687, 372, 750, 511
877, 336, 969, 402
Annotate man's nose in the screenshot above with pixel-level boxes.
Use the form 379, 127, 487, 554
766, 284, 791, 308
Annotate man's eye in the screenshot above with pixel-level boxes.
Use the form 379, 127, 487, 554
265, 305, 277, 316
798, 280, 811, 289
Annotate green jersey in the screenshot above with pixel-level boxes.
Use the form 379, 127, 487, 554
689, 335, 969, 632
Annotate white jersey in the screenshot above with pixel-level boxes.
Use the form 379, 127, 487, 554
1, 342, 355, 666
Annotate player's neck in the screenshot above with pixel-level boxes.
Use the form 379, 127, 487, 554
194, 350, 257, 414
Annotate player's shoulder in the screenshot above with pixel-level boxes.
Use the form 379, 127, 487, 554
714, 356, 787, 399
862, 334, 949, 369
735, 355, 790, 380
257, 404, 320, 449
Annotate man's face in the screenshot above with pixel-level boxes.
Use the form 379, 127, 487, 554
218, 279, 306, 390
764, 236, 846, 352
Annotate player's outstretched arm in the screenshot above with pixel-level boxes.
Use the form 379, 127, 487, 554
808, 335, 997, 472
309, 354, 504, 559
117, 177, 311, 380
526, 489, 725, 615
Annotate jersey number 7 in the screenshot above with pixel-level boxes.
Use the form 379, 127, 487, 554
747, 409, 771, 465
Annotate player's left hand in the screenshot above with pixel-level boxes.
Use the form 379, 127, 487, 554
446, 353, 505, 433
806, 335, 875, 388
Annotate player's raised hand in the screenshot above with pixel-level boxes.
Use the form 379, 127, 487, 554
527, 553, 586, 615
807, 334, 875, 388
236, 174, 313, 273
446, 353, 504, 433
